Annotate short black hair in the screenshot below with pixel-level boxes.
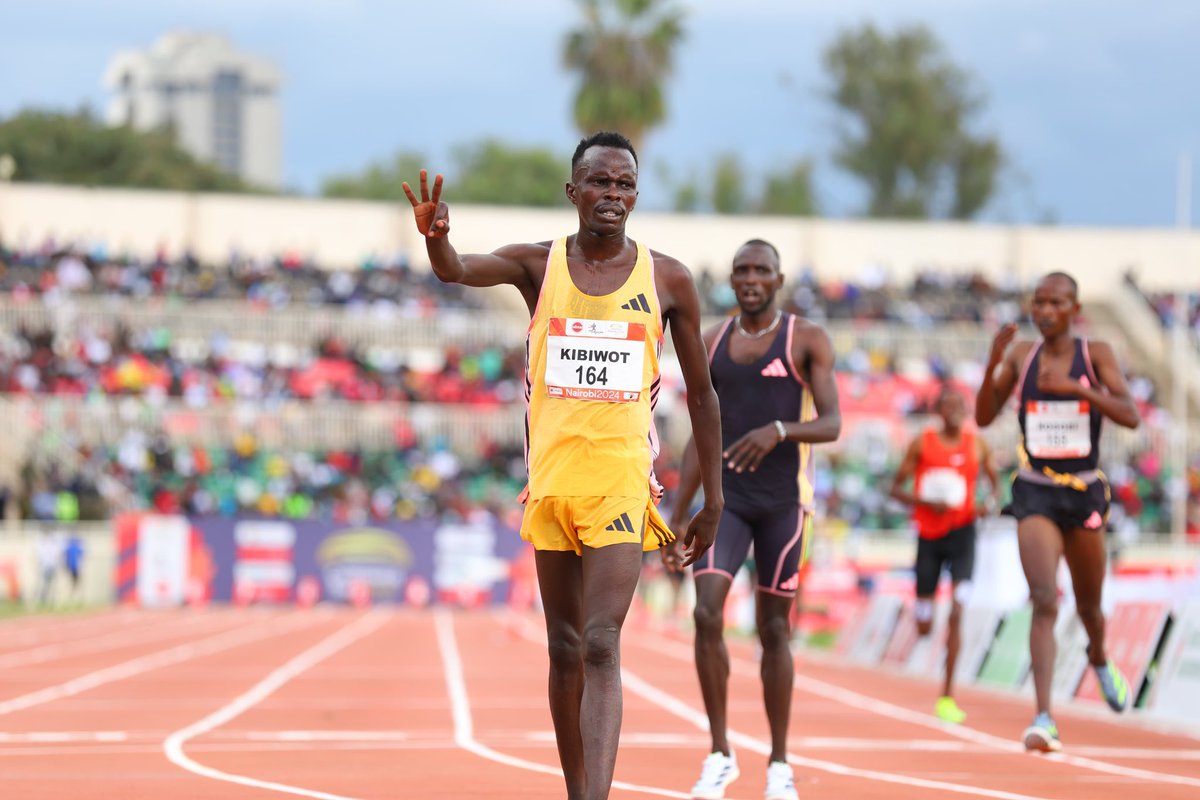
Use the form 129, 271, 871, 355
739, 238, 781, 264
1040, 271, 1079, 299
571, 132, 638, 174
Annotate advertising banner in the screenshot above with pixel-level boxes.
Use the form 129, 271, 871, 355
117, 512, 527, 606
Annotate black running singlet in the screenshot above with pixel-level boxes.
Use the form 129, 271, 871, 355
1016, 338, 1103, 475
707, 313, 816, 513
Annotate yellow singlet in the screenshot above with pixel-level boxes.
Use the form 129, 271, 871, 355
520, 237, 674, 553
526, 236, 664, 498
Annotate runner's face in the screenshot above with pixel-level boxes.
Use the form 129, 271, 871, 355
730, 244, 783, 316
937, 392, 967, 430
1030, 277, 1079, 338
567, 147, 638, 234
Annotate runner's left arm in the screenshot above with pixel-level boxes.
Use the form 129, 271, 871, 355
659, 257, 723, 568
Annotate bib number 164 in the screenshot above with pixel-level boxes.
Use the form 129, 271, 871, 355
575, 365, 608, 385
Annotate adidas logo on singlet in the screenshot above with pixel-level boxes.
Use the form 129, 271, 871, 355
620, 293, 651, 313
760, 357, 788, 377
605, 512, 638, 533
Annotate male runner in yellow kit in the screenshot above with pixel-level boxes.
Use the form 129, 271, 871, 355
403, 131, 724, 800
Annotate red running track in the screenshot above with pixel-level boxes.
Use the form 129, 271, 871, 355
0, 605, 1197, 799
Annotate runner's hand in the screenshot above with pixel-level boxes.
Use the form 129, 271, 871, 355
660, 540, 685, 573
987, 323, 1018, 367
679, 504, 720, 568
1036, 362, 1079, 396
401, 170, 448, 238
723, 425, 781, 474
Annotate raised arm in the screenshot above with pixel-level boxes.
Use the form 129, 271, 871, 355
975, 323, 1021, 427
402, 170, 543, 308
658, 258, 723, 568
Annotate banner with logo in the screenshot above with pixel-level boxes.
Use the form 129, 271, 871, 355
116, 513, 527, 606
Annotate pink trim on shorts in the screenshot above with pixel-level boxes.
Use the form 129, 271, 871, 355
783, 314, 809, 388
693, 567, 736, 582
708, 317, 735, 364
766, 509, 806, 594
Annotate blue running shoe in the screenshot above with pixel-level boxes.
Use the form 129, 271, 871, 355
1094, 659, 1131, 712
1022, 712, 1061, 753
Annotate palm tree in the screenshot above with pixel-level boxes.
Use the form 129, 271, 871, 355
563, 0, 686, 154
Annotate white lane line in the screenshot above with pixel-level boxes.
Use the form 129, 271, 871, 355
509, 614, 1054, 800
0, 611, 313, 716
0, 612, 233, 669
633, 628, 1200, 789
433, 607, 694, 799
623, 666, 1054, 800
0, 730, 128, 743
163, 609, 391, 800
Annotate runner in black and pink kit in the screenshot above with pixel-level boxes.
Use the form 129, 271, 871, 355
975, 271, 1141, 753
665, 240, 841, 800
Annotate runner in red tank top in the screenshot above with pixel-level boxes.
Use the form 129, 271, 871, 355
890, 387, 999, 724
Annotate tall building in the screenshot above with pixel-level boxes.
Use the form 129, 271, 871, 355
104, 31, 283, 189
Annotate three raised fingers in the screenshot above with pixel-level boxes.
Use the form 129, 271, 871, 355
402, 170, 444, 208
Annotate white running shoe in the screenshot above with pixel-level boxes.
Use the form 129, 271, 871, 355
690, 751, 739, 799
765, 760, 799, 800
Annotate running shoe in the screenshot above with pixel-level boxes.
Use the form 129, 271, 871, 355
1022, 712, 1062, 753
764, 760, 799, 800
1093, 659, 1131, 712
934, 695, 967, 724
690, 751, 739, 799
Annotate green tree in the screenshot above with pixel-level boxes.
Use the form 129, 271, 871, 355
321, 152, 427, 201
712, 153, 747, 214
823, 23, 1002, 219
759, 159, 818, 216
672, 180, 701, 212
0, 109, 252, 191
563, 0, 686, 153
451, 140, 568, 206
321, 141, 567, 207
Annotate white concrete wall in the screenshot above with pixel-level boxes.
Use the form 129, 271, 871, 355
2, 182, 1199, 294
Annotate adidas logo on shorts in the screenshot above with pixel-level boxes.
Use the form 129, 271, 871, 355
606, 512, 638, 533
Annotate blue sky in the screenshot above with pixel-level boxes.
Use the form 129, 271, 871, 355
2, 0, 1198, 227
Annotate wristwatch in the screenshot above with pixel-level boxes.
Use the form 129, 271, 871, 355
773, 420, 787, 442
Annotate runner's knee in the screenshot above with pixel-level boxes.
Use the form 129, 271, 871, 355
581, 623, 620, 667
1028, 585, 1058, 616
757, 612, 790, 650
545, 629, 582, 667
693, 600, 725, 637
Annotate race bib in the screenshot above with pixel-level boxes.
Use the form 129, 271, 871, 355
1025, 400, 1092, 458
545, 317, 645, 402
918, 468, 967, 507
